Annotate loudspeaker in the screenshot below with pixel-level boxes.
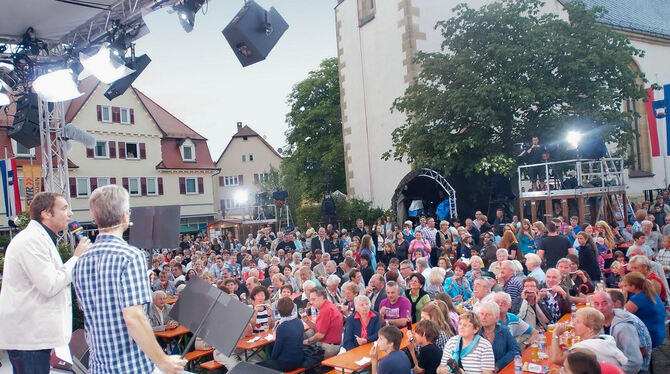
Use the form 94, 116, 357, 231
222, 0, 288, 67
104, 54, 152, 101
9, 93, 41, 148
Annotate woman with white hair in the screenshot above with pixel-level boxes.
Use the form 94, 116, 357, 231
488, 248, 508, 277
524, 253, 545, 283
425, 267, 446, 298
492, 292, 537, 347
466, 255, 485, 284
477, 301, 521, 370
325, 274, 343, 304
342, 295, 380, 350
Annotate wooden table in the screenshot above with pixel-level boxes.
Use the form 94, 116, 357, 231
235, 317, 313, 361
154, 325, 190, 354
499, 308, 578, 373
321, 324, 414, 374
166, 296, 178, 304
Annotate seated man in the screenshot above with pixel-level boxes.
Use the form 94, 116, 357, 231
539, 268, 571, 324
153, 270, 177, 296
378, 281, 412, 328
149, 291, 178, 332
557, 257, 593, 304
511, 276, 550, 330
303, 286, 343, 358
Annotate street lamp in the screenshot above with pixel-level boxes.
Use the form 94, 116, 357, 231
565, 131, 583, 150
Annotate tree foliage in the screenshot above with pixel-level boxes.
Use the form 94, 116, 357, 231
385, 0, 648, 176
295, 195, 391, 230
283, 57, 346, 199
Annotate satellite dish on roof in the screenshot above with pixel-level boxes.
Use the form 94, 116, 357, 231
277, 147, 283, 154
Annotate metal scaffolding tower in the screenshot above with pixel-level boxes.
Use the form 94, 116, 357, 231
39, 98, 71, 200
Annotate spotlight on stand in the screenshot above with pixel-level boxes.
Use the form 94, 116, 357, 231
104, 54, 151, 101
565, 130, 582, 150
234, 189, 248, 205
173, 0, 206, 33
32, 69, 83, 102
79, 43, 135, 84
222, 0, 289, 67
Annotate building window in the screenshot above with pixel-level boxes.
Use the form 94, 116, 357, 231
18, 177, 25, 197
249, 154, 254, 161
125, 142, 139, 159
185, 177, 198, 194
147, 177, 158, 196
120, 108, 131, 124
101, 105, 112, 122
76, 178, 90, 197
358, 0, 375, 26
12, 140, 35, 157
94, 141, 109, 158
128, 177, 141, 196
181, 144, 195, 161
259, 173, 268, 182
224, 199, 240, 210
97, 177, 110, 187
242, 154, 246, 162
224, 175, 239, 186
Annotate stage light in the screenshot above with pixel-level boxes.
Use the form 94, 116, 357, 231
0, 92, 9, 106
79, 43, 135, 84
234, 189, 248, 204
104, 54, 151, 101
32, 69, 83, 102
174, 0, 205, 33
566, 131, 582, 149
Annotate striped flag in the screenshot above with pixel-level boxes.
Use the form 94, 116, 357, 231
0, 157, 22, 217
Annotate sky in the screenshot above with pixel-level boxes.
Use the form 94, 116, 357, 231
133, 0, 338, 160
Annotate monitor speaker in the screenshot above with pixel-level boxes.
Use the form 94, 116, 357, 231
8, 93, 41, 148
222, 0, 288, 67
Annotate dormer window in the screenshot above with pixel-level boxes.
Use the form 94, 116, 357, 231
180, 141, 195, 162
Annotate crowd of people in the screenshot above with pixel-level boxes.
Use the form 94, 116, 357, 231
148, 199, 670, 374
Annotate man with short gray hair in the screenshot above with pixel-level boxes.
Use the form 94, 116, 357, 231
74, 185, 186, 374
149, 291, 178, 332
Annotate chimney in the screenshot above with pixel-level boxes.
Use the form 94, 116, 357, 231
236, 121, 242, 131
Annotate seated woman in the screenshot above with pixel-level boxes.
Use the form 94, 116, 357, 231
246, 286, 274, 335
438, 311, 495, 374
419, 301, 455, 351
342, 295, 381, 350
405, 273, 432, 323
437, 257, 454, 278
465, 256, 485, 284
443, 260, 472, 304
621, 272, 666, 348
272, 284, 298, 319
550, 307, 627, 367
425, 267, 446, 299
605, 261, 623, 288
477, 302, 521, 371
257, 297, 304, 372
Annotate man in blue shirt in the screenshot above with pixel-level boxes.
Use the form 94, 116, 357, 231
73, 185, 185, 374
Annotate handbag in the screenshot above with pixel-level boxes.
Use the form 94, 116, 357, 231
301, 344, 324, 368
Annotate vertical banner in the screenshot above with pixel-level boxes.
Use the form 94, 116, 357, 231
0, 158, 22, 217
646, 88, 661, 157
22, 164, 42, 207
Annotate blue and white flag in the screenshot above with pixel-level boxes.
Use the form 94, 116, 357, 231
0, 157, 22, 217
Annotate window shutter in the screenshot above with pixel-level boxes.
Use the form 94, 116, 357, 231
158, 177, 164, 195
130, 108, 135, 124
254, 173, 259, 183
219, 176, 224, 186
69, 178, 76, 198
238, 175, 243, 186
109, 141, 116, 158
96, 105, 102, 121
86, 147, 94, 158
179, 177, 186, 194
118, 142, 126, 159
139, 143, 146, 159
90, 177, 98, 192
112, 106, 120, 123
40, 177, 45, 191
110, 177, 117, 185
197, 177, 204, 194
122, 177, 129, 191
140, 177, 147, 196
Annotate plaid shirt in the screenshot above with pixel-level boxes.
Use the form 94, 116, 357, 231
73, 234, 154, 374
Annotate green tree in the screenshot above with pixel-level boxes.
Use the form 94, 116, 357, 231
385, 0, 648, 176
283, 57, 346, 199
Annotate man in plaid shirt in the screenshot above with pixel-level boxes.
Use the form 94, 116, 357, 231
73, 185, 185, 374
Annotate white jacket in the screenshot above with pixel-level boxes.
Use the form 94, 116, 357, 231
0, 220, 78, 350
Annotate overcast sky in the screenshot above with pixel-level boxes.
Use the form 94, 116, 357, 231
134, 0, 338, 160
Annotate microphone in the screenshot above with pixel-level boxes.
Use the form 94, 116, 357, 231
63, 123, 96, 149
68, 221, 85, 242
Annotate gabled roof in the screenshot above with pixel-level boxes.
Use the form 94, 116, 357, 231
563, 0, 670, 39
216, 124, 282, 164
132, 88, 207, 140
65, 76, 99, 123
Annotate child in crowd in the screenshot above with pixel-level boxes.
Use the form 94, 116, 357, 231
407, 320, 442, 374
370, 326, 412, 374
627, 232, 653, 258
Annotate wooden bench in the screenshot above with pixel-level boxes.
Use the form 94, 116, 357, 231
184, 348, 214, 362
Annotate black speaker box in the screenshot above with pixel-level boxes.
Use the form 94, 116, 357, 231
104, 54, 152, 101
9, 93, 41, 148
222, 0, 288, 67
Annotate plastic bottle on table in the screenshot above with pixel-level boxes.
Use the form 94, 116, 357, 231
571, 303, 577, 322
514, 354, 523, 374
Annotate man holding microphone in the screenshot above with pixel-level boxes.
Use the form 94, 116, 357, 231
73, 185, 185, 373
0, 192, 91, 373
